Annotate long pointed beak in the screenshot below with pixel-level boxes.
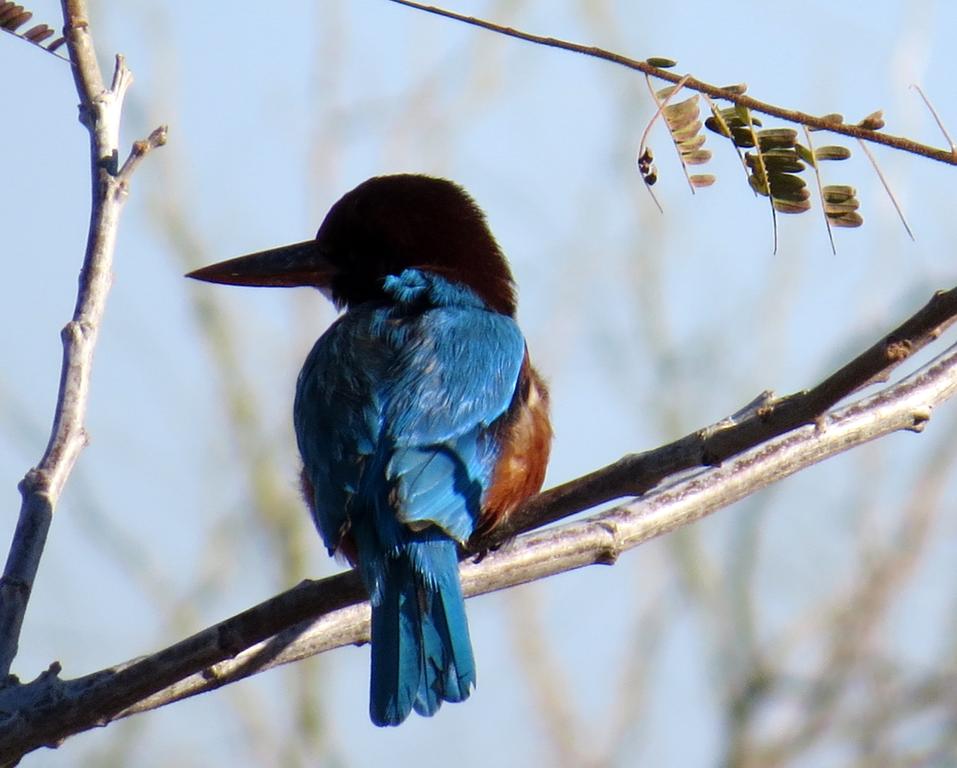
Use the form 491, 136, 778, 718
185, 240, 336, 288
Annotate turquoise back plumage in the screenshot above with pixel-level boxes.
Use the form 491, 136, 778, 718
294, 269, 525, 725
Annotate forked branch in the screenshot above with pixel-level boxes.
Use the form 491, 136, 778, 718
0, 0, 166, 679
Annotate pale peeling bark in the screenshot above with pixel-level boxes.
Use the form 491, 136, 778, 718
0, 0, 166, 691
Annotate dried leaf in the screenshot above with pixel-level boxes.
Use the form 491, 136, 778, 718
823, 185, 857, 203
761, 149, 805, 173
824, 200, 860, 214
744, 149, 805, 173
689, 174, 716, 188
672, 120, 703, 142
771, 185, 811, 203
765, 159, 805, 174
795, 143, 816, 165
1, 8, 30, 30
814, 145, 851, 161
748, 173, 769, 196
0, 3, 68, 59
663, 96, 699, 122
730, 127, 756, 147
828, 211, 864, 227
707, 114, 740, 133
682, 149, 712, 165
768, 173, 807, 195
0, 3, 24, 25
704, 116, 731, 137
678, 133, 707, 152
757, 128, 798, 150
733, 105, 754, 123
773, 198, 812, 214
22, 23, 52, 42
705, 106, 761, 142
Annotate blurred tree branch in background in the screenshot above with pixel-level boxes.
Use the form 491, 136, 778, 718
2, 2, 957, 766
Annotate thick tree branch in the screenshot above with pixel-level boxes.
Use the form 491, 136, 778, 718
0, 1, 165, 679
2, 284, 957, 763
386, 0, 957, 166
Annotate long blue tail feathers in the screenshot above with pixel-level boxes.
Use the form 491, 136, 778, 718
369, 539, 476, 727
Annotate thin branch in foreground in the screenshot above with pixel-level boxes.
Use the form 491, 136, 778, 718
386, 0, 957, 166
855, 137, 915, 241
2, 283, 957, 763
0, 0, 165, 679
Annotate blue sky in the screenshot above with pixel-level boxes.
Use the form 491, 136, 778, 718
2, 1, 957, 765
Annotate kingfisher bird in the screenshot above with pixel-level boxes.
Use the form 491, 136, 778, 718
187, 174, 552, 726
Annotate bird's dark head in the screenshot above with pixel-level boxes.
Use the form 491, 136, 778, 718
186, 174, 517, 316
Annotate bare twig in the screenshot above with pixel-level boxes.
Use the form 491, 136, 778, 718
801, 126, 837, 255
386, 0, 957, 166
911, 83, 956, 154
3, 283, 957, 763
742, 105, 779, 253
0, 0, 165, 679
856, 138, 915, 241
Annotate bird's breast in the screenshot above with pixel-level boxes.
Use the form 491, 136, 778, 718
477, 355, 552, 537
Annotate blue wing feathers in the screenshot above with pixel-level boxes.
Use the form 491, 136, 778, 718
384, 309, 524, 445
390, 440, 485, 543
294, 270, 521, 724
